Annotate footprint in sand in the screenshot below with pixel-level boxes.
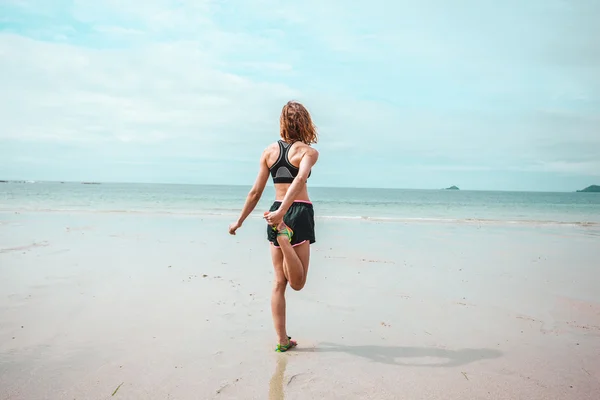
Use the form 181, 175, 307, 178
360, 258, 395, 264
216, 378, 242, 395
516, 315, 538, 323
0, 241, 50, 254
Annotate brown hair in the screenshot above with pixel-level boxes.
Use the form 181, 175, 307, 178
279, 101, 318, 145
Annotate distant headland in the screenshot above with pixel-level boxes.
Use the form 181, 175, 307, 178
577, 185, 600, 193
445, 185, 460, 190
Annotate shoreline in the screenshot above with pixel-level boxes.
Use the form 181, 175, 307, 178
1, 209, 599, 229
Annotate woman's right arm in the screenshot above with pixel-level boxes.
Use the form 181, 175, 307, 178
234, 149, 270, 227
266, 147, 318, 224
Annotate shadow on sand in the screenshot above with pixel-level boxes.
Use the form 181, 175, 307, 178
294, 342, 503, 367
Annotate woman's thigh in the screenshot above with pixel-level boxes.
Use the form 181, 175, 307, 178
293, 241, 311, 279
269, 242, 311, 283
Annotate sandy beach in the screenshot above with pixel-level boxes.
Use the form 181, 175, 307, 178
1, 211, 599, 399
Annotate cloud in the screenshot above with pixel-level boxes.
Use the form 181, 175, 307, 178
0, 33, 297, 141
529, 161, 600, 176
0, 0, 599, 190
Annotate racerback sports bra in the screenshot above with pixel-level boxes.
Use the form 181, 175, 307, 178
269, 140, 312, 184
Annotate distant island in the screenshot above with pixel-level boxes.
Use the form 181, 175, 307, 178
445, 185, 460, 190
577, 185, 600, 193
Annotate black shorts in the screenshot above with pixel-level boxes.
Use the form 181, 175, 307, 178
266, 200, 316, 248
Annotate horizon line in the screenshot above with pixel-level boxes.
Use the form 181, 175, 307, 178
0, 178, 594, 193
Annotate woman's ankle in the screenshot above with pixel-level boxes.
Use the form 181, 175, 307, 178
278, 336, 289, 344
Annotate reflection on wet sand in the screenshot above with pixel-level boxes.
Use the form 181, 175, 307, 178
268, 354, 288, 400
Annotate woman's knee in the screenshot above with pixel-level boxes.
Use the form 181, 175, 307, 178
289, 279, 305, 291
273, 279, 287, 293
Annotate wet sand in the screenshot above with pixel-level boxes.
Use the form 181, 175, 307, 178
1, 211, 599, 399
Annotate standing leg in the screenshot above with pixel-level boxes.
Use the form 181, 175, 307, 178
270, 245, 290, 346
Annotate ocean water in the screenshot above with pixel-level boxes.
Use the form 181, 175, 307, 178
1, 181, 599, 226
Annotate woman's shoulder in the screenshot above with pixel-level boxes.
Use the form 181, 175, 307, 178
261, 141, 281, 161
298, 142, 318, 156
265, 141, 282, 153
264, 140, 318, 156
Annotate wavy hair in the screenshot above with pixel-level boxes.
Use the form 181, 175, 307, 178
279, 101, 318, 145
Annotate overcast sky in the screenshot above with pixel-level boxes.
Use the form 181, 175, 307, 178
0, 0, 598, 191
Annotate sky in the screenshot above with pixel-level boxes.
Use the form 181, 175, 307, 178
0, 0, 598, 191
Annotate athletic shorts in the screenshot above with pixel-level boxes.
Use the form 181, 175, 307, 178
266, 200, 316, 248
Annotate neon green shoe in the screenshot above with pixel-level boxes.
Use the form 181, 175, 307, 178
275, 337, 297, 352
277, 224, 293, 242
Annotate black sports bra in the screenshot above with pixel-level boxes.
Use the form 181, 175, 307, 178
269, 140, 312, 184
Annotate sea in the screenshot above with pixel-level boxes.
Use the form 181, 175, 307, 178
1, 181, 599, 226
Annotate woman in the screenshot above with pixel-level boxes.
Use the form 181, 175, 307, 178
228, 100, 319, 352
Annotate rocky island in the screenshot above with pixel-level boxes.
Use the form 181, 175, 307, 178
445, 185, 460, 190
577, 185, 600, 193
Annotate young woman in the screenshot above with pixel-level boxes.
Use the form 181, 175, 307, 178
228, 100, 319, 352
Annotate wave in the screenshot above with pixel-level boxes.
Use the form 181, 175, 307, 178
0, 207, 598, 228
342, 215, 599, 227
0, 180, 36, 183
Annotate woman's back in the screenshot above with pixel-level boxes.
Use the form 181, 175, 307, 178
265, 140, 313, 201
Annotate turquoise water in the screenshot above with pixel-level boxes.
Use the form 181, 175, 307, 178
1, 181, 599, 225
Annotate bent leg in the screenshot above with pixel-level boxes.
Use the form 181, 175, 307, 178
276, 238, 310, 291
270, 245, 289, 345
293, 241, 310, 288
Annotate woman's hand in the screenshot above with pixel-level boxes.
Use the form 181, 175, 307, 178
228, 221, 242, 235
264, 210, 284, 226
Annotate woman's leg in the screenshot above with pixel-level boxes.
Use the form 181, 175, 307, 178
270, 245, 290, 345
276, 233, 311, 291
269, 241, 310, 347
